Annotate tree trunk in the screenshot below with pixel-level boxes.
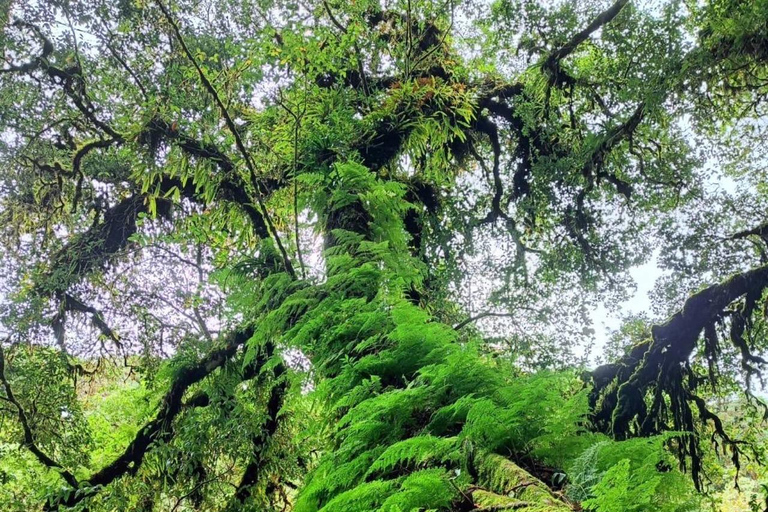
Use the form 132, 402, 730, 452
247, 162, 574, 511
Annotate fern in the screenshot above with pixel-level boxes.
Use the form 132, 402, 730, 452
314, 479, 398, 512
583, 459, 660, 512
378, 469, 457, 512
569, 435, 701, 512
236, 160, 699, 512
366, 436, 461, 479
567, 441, 609, 502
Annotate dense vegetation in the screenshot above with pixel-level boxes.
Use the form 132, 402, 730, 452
1, 0, 768, 510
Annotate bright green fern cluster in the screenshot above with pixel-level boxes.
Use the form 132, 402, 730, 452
228, 161, 700, 512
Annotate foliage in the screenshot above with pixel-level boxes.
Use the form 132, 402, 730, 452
0, 0, 768, 511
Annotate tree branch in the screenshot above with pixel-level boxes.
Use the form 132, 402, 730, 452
155, 0, 296, 278
0, 341, 79, 488
453, 312, 518, 330
590, 263, 768, 487
230, 344, 288, 506
542, 0, 630, 86
0, 20, 53, 74
51, 326, 257, 509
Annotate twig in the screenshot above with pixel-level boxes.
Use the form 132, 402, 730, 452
102, 32, 149, 100
276, 90, 307, 278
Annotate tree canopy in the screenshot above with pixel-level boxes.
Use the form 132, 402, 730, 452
1, 0, 768, 510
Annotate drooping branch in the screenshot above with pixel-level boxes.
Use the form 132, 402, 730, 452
593, 263, 768, 426
137, 116, 275, 238
39, 55, 123, 140
102, 33, 150, 100
474, 117, 505, 224
28, 126, 281, 339
590, 263, 768, 487
30, 179, 192, 352
8, 21, 277, 245
476, 88, 546, 207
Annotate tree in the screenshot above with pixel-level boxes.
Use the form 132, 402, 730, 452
0, 0, 767, 510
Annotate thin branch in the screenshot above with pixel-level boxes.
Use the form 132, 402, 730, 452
322, 0, 347, 33
321, 0, 370, 96
193, 245, 214, 342
276, 91, 308, 278
104, 36, 150, 100
170, 460, 237, 512
583, 102, 645, 198
155, 0, 296, 278
454, 312, 518, 330
149, 243, 202, 269
474, 117, 504, 223
543, 0, 630, 84
0, 341, 79, 488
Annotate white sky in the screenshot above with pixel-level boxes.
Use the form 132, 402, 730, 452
591, 255, 659, 363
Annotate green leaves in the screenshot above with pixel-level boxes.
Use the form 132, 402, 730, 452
570, 434, 701, 512
583, 459, 659, 512
1, 0, 767, 509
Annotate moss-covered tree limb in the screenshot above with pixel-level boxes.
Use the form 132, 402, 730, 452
475, 453, 573, 511
0, 20, 53, 74
590, 263, 768, 487
48, 326, 263, 510
3, 22, 285, 260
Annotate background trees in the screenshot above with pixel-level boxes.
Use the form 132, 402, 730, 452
0, 0, 767, 510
